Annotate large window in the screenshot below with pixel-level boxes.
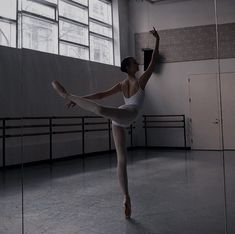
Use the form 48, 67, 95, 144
20, 14, 58, 54
89, 0, 113, 64
0, 0, 114, 65
0, 0, 17, 47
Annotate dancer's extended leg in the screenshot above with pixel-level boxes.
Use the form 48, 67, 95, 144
51, 80, 137, 124
112, 124, 131, 218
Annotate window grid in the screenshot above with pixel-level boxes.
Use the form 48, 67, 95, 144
20, 13, 59, 53
17, 0, 59, 52
20, 10, 57, 23
21, 0, 57, 20
0, 0, 113, 65
58, 0, 89, 60
88, 0, 114, 64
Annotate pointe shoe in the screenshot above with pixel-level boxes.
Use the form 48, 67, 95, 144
51, 80, 68, 99
123, 198, 131, 219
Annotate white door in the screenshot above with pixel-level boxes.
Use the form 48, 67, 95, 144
188, 74, 222, 150
221, 73, 235, 149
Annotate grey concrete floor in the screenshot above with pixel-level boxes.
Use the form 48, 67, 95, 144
0, 149, 235, 234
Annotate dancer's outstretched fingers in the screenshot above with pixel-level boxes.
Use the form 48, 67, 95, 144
66, 101, 76, 109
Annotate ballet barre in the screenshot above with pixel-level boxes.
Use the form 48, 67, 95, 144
0, 116, 135, 169
143, 114, 188, 149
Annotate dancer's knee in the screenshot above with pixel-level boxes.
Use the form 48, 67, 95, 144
116, 151, 127, 165
117, 158, 127, 165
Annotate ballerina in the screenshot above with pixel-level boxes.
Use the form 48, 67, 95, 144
51, 26, 160, 219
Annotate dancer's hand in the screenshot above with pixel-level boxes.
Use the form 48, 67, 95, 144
66, 100, 76, 109
149, 27, 159, 40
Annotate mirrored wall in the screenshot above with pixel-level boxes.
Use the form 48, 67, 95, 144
1, 0, 235, 233
0, 0, 23, 232
216, 0, 235, 233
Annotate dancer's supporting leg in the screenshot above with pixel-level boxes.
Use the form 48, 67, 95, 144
51, 80, 137, 124
112, 124, 131, 218
52, 80, 132, 217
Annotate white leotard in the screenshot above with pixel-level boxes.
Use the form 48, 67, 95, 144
112, 79, 145, 128
123, 82, 145, 109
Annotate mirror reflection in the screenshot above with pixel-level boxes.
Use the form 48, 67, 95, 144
1, 0, 234, 233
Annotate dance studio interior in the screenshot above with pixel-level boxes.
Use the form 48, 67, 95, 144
1, 0, 235, 233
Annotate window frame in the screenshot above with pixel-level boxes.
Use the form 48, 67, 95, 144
58, 0, 89, 56
88, 0, 114, 64
18, 0, 58, 53
59, 16, 89, 48
19, 12, 59, 53
0, 0, 114, 65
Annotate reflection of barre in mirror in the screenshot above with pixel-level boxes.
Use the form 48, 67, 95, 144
51, 26, 160, 219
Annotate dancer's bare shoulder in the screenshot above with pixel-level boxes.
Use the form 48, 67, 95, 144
120, 79, 130, 92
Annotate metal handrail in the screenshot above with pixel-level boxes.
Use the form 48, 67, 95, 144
0, 116, 135, 169
143, 114, 187, 148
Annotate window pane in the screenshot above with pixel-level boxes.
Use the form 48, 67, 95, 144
0, 20, 16, 47
90, 35, 113, 65
89, 0, 112, 25
0, 0, 17, 20
59, 20, 88, 45
59, 0, 88, 24
22, 0, 55, 19
90, 20, 112, 38
60, 41, 89, 60
73, 0, 88, 6
21, 15, 58, 53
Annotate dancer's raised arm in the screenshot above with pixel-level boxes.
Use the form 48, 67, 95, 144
139, 27, 160, 89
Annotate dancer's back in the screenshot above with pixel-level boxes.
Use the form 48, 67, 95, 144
121, 79, 145, 110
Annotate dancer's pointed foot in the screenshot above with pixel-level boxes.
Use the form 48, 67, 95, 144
123, 196, 131, 219
51, 80, 69, 99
